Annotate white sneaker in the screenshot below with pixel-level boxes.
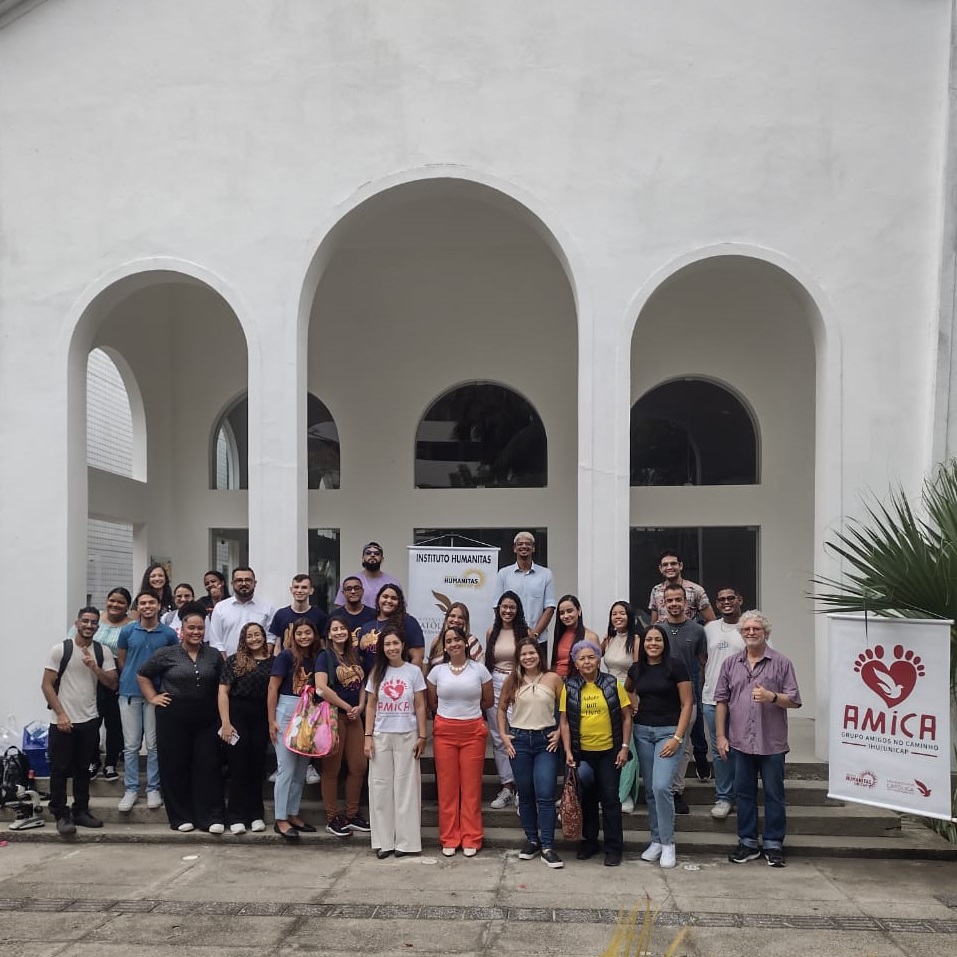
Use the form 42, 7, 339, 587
146, 790, 163, 809
230, 822, 247, 835
305, 765, 321, 785
117, 791, 138, 812
711, 800, 733, 819
621, 798, 635, 815
490, 787, 516, 809
268, 771, 277, 783
208, 823, 225, 834
640, 842, 663, 862
442, 847, 456, 857
659, 844, 677, 869
251, 819, 266, 833
177, 822, 195, 832
462, 847, 478, 857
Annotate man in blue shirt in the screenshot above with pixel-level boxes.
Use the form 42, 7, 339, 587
494, 531, 556, 641
115, 591, 178, 813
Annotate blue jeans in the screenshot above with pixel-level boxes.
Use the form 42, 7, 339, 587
578, 749, 623, 854
733, 749, 787, 850
274, 694, 311, 820
119, 695, 160, 793
703, 704, 735, 803
634, 724, 683, 845
508, 727, 560, 848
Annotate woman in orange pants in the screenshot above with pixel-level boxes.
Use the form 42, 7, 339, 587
426, 626, 493, 857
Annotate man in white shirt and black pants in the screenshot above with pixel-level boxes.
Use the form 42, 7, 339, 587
41, 606, 118, 836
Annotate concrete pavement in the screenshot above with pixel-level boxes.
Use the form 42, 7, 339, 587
0, 837, 955, 956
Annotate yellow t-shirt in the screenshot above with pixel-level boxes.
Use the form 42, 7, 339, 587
560, 680, 631, 752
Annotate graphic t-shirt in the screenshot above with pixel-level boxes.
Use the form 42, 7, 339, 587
560, 680, 630, 752
357, 616, 426, 673
364, 662, 426, 734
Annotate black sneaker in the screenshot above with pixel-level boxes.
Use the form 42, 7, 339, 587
103, 766, 119, 782
87, 763, 100, 780
326, 815, 352, 837
541, 848, 564, 869
673, 794, 690, 814
728, 843, 762, 864
765, 848, 786, 868
56, 815, 76, 836
694, 755, 712, 781
576, 842, 600, 860
518, 840, 541, 860
347, 815, 371, 833
73, 810, 103, 829
603, 852, 622, 867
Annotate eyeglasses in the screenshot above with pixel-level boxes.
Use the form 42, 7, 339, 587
343, 585, 363, 592
716, 595, 739, 603
233, 577, 254, 585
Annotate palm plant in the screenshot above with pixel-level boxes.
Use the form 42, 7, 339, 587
811, 458, 957, 691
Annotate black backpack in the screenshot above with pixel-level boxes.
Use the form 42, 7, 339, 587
0, 745, 30, 804
49, 638, 104, 705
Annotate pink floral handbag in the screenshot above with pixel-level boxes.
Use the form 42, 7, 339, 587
282, 685, 338, 758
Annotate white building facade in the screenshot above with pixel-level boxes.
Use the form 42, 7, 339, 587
1, 0, 955, 757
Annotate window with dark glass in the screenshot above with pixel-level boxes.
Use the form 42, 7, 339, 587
415, 383, 547, 488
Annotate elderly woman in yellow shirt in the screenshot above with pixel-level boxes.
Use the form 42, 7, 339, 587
559, 639, 632, 867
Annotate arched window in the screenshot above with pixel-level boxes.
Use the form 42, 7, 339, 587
630, 379, 757, 486
211, 393, 341, 490
212, 395, 248, 490
415, 383, 547, 489
307, 394, 340, 490
86, 348, 134, 478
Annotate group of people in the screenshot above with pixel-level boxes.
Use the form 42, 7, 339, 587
41, 535, 802, 869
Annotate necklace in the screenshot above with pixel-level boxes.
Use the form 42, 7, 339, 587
449, 661, 468, 675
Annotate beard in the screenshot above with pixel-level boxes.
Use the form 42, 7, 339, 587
361, 558, 381, 573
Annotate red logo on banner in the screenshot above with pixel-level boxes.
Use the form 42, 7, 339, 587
853, 644, 925, 707
915, 779, 932, 797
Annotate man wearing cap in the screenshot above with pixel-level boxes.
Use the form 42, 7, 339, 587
334, 542, 402, 606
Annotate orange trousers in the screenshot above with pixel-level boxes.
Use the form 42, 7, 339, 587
433, 714, 487, 850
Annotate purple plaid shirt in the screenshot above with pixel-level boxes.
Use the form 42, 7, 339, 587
714, 646, 801, 755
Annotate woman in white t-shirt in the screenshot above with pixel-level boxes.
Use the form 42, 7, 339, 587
427, 626, 493, 857
363, 623, 428, 859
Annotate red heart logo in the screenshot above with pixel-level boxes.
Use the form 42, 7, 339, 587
382, 679, 405, 701
855, 644, 923, 707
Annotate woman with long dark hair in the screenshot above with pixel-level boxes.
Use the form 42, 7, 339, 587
268, 617, 321, 840
363, 624, 427, 858
602, 600, 643, 813
218, 621, 272, 834
428, 625, 493, 856
140, 563, 174, 615
551, 594, 601, 680
137, 604, 225, 833
483, 591, 529, 809
317, 612, 368, 837
497, 638, 564, 868
559, 639, 633, 867
625, 624, 693, 869
357, 584, 426, 671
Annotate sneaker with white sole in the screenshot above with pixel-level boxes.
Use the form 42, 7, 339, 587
208, 823, 225, 834
103, 765, 119, 782
710, 799, 732, 819
117, 791, 138, 812
621, 798, 635, 815
490, 787, 516, 809
659, 844, 676, 868
147, 790, 163, 809
230, 822, 247, 835
640, 841, 663, 862
251, 819, 266, 832
177, 822, 195, 832
305, 765, 321, 785
541, 848, 564, 869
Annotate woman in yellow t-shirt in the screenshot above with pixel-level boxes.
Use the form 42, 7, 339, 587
559, 640, 632, 867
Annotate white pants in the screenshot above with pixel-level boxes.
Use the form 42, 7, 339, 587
484, 669, 514, 786
369, 730, 422, 853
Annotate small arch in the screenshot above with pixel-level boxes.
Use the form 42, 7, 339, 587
86, 347, 147, 481
415, 381, 547, 489
630, 378, 759, 486
307, 394, 340, 490
210, 391, 342, 490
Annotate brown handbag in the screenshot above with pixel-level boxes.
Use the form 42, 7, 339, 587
560, 766, 583, 841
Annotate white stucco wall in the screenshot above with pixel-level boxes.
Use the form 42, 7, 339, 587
0, 0, 952, 736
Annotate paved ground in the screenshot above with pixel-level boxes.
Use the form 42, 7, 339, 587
0, 838, 955, 957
